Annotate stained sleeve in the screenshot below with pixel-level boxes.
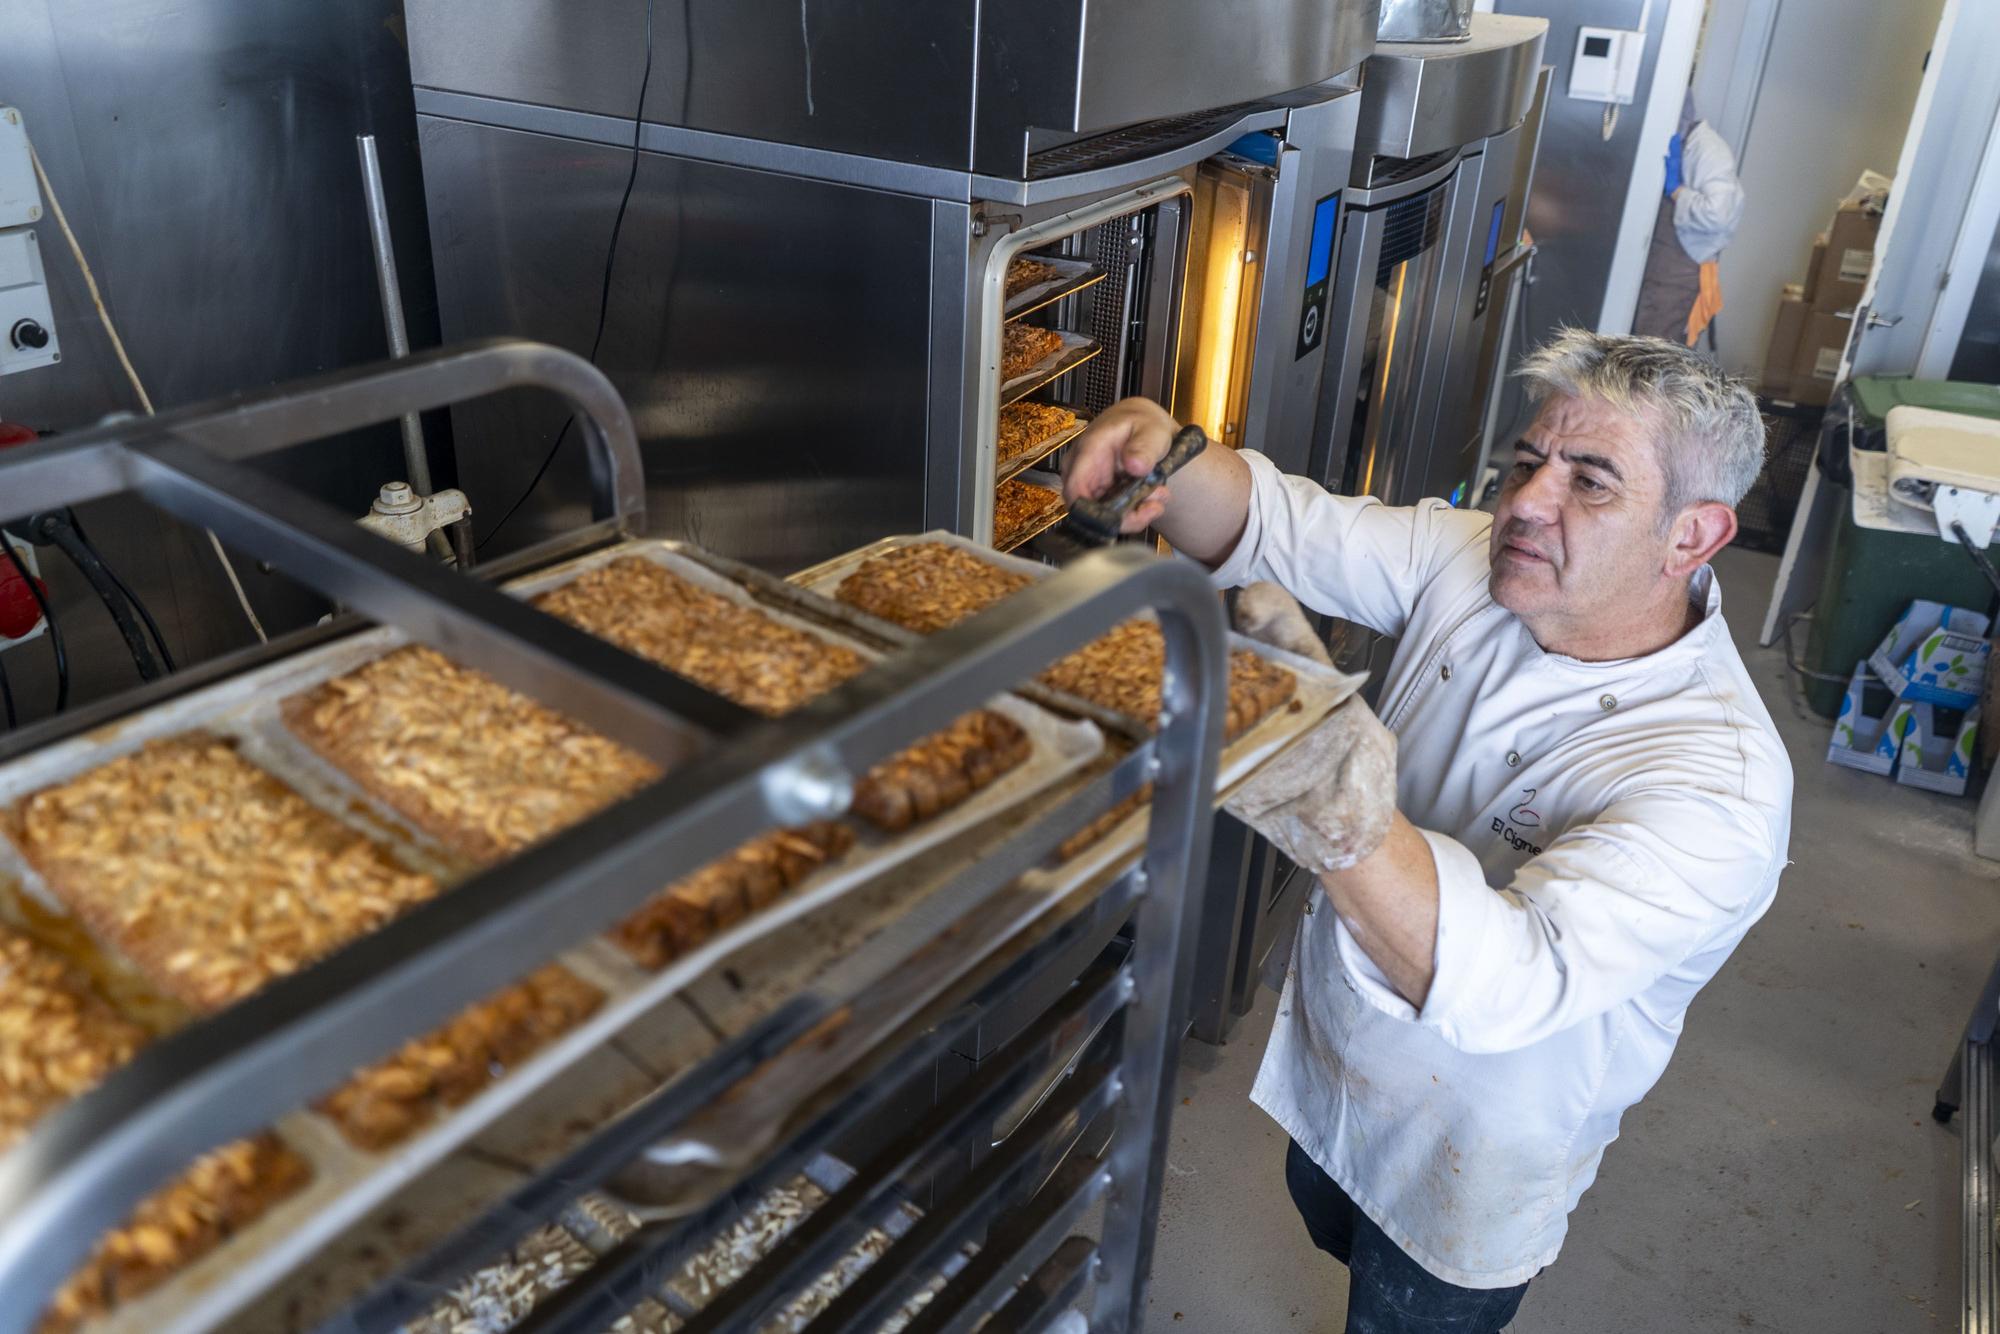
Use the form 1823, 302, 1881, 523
1332, 788, 1783, 1054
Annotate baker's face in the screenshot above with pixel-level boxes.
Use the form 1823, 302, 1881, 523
1488, 394, 1674, 644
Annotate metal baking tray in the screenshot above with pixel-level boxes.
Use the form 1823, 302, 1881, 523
0, 540, 1101, 1334
1004, 257, 1105, 323
791, 530, 1364, 799
995, 473, 1069, 553
1000, 332, 1100, 408
998, 413, 1090, 485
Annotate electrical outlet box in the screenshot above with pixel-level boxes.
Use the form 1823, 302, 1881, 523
1567, 26, 1645, 105
0, 110, 41, 229
0, 534, 48, 648
0, 109, 59, 377
0, 230, 59, 376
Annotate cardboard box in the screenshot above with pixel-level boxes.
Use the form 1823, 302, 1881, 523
1891, 702, 1981, 796
1802, 234, 1828, 306
1811, 206, 1879, 314
1868, 600, 1992, 709
1788, 309, 1852, 406
1762, 288, 1809, 399
1827, 662, 1899, 775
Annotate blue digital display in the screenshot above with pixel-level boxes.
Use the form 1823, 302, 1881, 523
1306, 193, 1341, 288
1484, 198, 1507, 266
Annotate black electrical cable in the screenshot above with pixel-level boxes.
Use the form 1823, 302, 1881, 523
0, 653, 14, 731
2, 538, 65, 713
36, 514, 161, 682
63, 510, 175, 672
477, 0, 658, 552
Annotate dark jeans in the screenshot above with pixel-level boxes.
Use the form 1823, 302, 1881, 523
1285, 1139, 1532, 1334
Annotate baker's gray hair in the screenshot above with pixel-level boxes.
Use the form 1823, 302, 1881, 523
1515, 328, 1766, 515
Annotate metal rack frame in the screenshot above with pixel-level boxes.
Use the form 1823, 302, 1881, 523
0, 339, 1229, 1333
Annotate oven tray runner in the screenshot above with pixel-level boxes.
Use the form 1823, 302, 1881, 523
791, 528, 1364, 798
0, 540, 1100, 1334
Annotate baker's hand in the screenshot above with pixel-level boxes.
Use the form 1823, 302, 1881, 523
1060, 397, 1181, 536
1224, 584, 1398, 873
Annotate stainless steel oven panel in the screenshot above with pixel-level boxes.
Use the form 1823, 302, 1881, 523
408, 0, 1377, 179
418, 117, 936, 572
1429, 118, 1532, 506
1241, 89, 1366, 466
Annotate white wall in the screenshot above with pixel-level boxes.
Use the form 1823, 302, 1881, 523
1709, 0, 1945, 378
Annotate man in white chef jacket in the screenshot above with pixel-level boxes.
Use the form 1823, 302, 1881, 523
1062, 329, 1792, 1332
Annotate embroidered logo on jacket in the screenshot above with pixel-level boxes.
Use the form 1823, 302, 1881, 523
1492, 787, 1544, 855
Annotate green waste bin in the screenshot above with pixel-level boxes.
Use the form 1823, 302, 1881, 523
1799, 377, 2000, 718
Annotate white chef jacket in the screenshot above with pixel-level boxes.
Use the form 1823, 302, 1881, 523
1212, 450, 1792, 1289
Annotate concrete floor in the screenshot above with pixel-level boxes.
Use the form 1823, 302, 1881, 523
1144, 547, 2000, 1333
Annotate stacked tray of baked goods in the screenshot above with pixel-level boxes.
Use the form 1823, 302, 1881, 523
0, 342, 1283, 1334
794, 532, 1364, 878
0, 542, 1103, 1334
993, 253, 1104, 551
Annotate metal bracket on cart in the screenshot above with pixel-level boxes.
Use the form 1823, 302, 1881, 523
0, 338, 1230, 1334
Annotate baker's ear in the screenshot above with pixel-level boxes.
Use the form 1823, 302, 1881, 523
1666, 501, 1736, 577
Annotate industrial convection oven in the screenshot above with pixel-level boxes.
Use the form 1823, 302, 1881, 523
0, 341, 1372, 1333
402, 0, 1379, 570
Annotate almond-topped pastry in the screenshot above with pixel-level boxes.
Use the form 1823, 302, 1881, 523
282, 559, 1029, 961
284, 644, 852, 972
531, 557, 1032, 834
835, 541, 1297, 739
9, 735, 438, 1013
1005, 256, 1062, 299
998, 401, 1080, 463
7, 737, 606, 1150
284, 645, 660, 866
994, 478, 1065, 549
0, 924, 312, 1334
1002, 323, 1064, 379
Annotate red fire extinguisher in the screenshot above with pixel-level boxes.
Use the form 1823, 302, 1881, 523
0, 421, 48, 642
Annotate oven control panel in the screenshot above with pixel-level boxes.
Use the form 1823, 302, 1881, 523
1295, 191, 1340, 361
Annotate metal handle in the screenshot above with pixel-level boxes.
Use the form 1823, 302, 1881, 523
1066, 423, 1209, 544
1865, 309, 1903, 330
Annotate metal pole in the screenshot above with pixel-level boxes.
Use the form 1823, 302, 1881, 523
355, 134, 439, 505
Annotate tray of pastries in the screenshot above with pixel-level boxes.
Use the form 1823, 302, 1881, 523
0, 539, 1101, 1334
999, 328, 1099, 407
792, 531, 1364, 796
1002, 254, 1104, 322
993, 476, 1068, 552
997, 401, 1086, 481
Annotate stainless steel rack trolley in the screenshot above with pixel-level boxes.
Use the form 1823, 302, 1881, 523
0, 339, 1229, 1334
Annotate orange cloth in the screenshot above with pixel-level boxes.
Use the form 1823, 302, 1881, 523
1685, 258, 1722, 346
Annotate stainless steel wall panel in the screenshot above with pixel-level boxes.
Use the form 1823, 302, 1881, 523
420, 117, 933, 572
0, 0, 431, 721
1488, 0, 1674, 439
407, 0, 980, 171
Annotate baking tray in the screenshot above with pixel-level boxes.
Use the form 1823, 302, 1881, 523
999, 332, 1099, 408
995, 473, 1069, 553
1004, 257, 1105, 323
997, 412, 1089, 485
790, 530, 1364, 798
0, 541, 1101, 1334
